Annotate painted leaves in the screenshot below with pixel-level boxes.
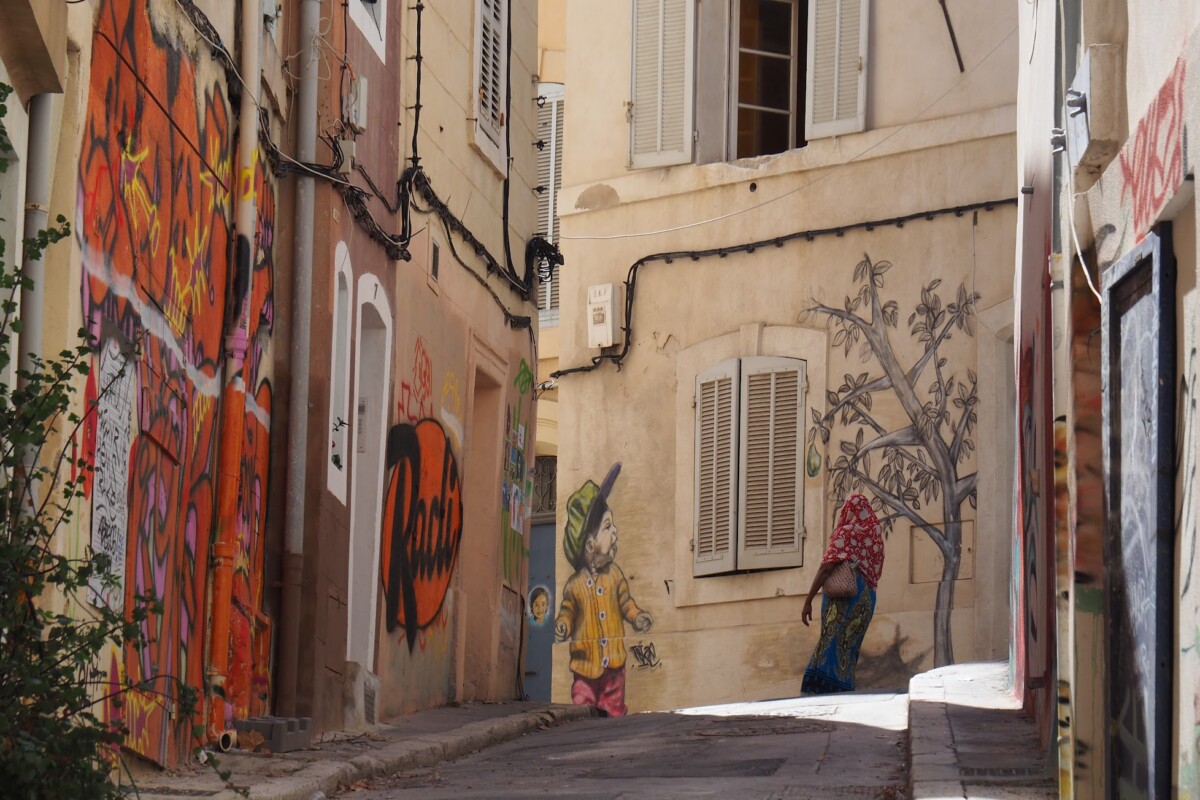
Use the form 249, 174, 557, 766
805, 254, 981, 534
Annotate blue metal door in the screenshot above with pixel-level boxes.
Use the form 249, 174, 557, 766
525, 520, 556, 701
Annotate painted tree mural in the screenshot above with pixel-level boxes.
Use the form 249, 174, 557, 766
803, 254, 980, 667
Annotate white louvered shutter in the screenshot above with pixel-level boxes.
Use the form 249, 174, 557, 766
536, 85, 564, 315
738, 357, 807, 569
694, 359, 738, 576
630, 0, 694, 168
806, 0, 868, 139
478, 0, 506, 146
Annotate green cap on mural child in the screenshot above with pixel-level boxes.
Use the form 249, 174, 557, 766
562, 462, 621, 570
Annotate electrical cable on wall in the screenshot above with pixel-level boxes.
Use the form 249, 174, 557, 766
397, 0, 550, 310
550, 198, 1018, 380
176, 0, 548, 343
174, 0, 412, 261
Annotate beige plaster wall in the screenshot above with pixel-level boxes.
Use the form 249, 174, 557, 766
537, 0, 566, 84
561, 0, 1018, 189
553, 82, 1018, 713
399, 0, 539, 262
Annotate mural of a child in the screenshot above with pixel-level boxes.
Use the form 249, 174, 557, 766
554, 463, 652, 717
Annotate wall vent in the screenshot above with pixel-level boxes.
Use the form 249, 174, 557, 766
430, 240, 440, 282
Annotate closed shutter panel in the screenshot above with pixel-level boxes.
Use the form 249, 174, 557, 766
694, 359, 738, 575
805, 0, 868, 139
631, 0, 694, 168
549, 92, 563, 309
535, 85, 564, 314
479, 0, 506, 145
738, 356, 807, 569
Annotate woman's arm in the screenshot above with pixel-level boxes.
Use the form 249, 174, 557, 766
805, 561, 840, 600
801, 560, 842, 626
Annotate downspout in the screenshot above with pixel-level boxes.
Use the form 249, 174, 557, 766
276, 0, 320, 717
17, 94, 54, 507
207, 0, 260, 744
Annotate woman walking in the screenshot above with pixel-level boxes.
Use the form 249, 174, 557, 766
801, 494, 885, 694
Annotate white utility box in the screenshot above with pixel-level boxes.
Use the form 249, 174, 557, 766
587, 283, 621, 349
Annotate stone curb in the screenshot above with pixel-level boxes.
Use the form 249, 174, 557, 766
242, 704, 596, 800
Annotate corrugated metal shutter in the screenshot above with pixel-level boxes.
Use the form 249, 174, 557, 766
536, 85, 564, 314
631, 0, 694, 168
694, 359, 738, 575
479, 0, 505, 145
738, 356, 806, 569
806, 0, 867, 139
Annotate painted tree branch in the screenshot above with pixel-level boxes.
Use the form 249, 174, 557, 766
846, 466, 947, 551
807, 254, 980, 667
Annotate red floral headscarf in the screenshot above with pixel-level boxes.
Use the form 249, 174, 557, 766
821, 494, 885, 588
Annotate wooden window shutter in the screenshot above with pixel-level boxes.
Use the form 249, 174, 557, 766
631, 0, 694, 168
694, 359, 738, 576
478, 0, 506, 146
805, 0, 868, 139
536, 85, 564, 313
737, 356, 807, 569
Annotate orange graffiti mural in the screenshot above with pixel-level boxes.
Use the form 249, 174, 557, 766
79, 0, 233, 766
380, 419, 463, 651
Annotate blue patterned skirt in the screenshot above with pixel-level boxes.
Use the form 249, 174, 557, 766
801, 571, 876, 694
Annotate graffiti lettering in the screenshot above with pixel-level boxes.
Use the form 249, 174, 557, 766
89, 338, 134, 610
1118, 59, 1186, 238
380, 419, 463, 651
630, 642, 662, 669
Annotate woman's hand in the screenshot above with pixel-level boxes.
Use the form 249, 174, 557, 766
802, 596, 814, 627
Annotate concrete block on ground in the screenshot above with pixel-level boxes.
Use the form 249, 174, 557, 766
234, 716, 313, 753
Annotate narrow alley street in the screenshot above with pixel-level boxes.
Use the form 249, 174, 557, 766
339, 693, 908, 800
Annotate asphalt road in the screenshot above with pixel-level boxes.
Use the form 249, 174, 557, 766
339, 692, 909, 799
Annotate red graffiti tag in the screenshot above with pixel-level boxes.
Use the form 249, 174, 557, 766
1119, 59, 1186, 239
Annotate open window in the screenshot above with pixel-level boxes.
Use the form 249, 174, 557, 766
641, 0, 868, 166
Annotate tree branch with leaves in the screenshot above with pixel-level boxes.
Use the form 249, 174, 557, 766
802, 254, 981, 666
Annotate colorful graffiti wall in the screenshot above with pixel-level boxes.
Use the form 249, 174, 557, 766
77, 0, 272, 764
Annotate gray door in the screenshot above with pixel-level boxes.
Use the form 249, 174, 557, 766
525, 519, 556, 701
1101, 226, 1175, 799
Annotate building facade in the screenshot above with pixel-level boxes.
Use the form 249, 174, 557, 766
1015, 0, 1200, 796
1, 0, 540, 767
549, 0, 1020, 714
286, 0, 543, 732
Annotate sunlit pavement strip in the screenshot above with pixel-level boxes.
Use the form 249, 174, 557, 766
909, 662, 1056, 800
673, 691, 909, 732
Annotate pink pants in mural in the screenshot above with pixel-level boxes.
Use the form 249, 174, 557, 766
571, 667, 627, 717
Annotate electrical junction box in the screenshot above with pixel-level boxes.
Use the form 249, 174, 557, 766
346, 76, 369, 134
587, 283, 620, 349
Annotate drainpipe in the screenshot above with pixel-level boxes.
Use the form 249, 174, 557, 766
17, 94, 54, 507
276, 0, 320, 718
207, 0, 260, 744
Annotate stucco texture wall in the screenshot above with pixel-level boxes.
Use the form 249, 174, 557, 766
552, 116, 1018, 711
1060, 15, 1200, 798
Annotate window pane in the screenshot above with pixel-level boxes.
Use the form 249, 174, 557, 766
737, 108, 790, 157
739, 0, 793, 55
738, 51, 792, 111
